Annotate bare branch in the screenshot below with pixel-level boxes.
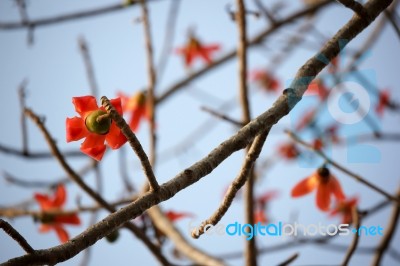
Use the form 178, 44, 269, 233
0, 219, 34, 254
0, 0, 158, 30
342, 209, 361, 265
371, 187, 400, 265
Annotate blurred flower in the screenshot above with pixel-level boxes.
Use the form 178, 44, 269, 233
66, 96, 127, 161
278, 142, 300, 160
165, 210, 195, 222
325, 124, 341, 144
296, 108, 316, 131
306, 79, 329, 100
175, 35, 220, 67
312, 138, 324, 150
376, 89, 390, 116
291, 167, 345, 211
329, 197, 358, 224
329, 56, 339, 73
34, 184, 80, 243
250, 69, 280, 93
118, 91, 151, 132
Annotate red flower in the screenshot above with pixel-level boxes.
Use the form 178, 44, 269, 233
291, 167, 345, 211
278, 142, 300, 160
165, 210, 194, 222
313, 138, 324, 150
306, 79, 329, 100
329, 197, 358, 224
118, 91, 151, 132
34, 184, 81, 243
376, 89, 390, 116
175, 36, 220, 67
66, 96, 127, 161
250, 69, 280, 93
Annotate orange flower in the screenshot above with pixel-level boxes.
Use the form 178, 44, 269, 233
291, 167, 345, 211
278, 142, 300, 160
118, 91, 150, 132
329, 197, 358, 224
175, 36, 220, 67
66, 96, 127, 161
306, 79, 329, 100
34, 184, 80, 243
165, 210, 194, 222
376, 89, 390, 116
250, 69, 280, 93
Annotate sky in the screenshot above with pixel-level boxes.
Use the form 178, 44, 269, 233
0, 0, 400, 265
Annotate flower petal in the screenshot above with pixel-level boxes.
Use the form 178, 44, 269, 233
291, 175, 318, 197
129, 106, 146, 132
54, 225, 70, 243
109, 97, 124, 115
80, 134, 106, 161
39, 224, 52, 233
106, 123, 127, 150
55, 214, 81, 225
66, 117, 88, 142
52, 184, 66, 208
34, 194, 52, 210
330, 176, 345, 201
316, 183, 331, 211
72, 96, 98, 117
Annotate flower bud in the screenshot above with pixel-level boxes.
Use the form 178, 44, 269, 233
106, 230, 120, 243
85, 110, 111, 135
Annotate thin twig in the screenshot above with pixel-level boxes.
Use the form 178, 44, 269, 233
0, 0, 158, 30
140, 0, 157, 168
14, 0, 34, 44
3, 160, 96, 188
201, 106, 243, 127
236, 0, 257, 265
385, 9, 400, 41
101, 96, 159, 191
78, 37, 99, 98
335, 0, 371, 22
253, 0, 276, 24
148, 206, 225, 266
0, 219, 34, 254
191, 131, 269, 239
371, 187, 400, 266
342, 209, 361, 265
286, 130, 400, 203
277, 253, 299, 266
156, 0, 181, 83
18, 79, 28, 155
0, 144, 83, 159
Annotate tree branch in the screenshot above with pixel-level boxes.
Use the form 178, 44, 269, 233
0, 219, 34, 254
